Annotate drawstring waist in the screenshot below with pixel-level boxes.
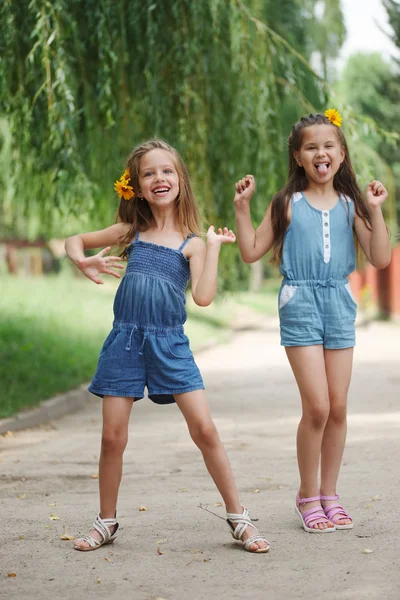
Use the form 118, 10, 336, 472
283, 277, 348, 289
112, 321, 185, 354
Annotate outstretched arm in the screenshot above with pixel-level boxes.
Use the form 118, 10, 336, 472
65, 223, 129, 284
234, 175, 274, 263
354, 181, 391, 269
188, 227, 236, 306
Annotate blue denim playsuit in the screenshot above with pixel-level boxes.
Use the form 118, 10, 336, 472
89, 232, 204, 404
278, 191, 357, 349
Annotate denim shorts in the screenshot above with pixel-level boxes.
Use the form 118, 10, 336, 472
88, 322, 204, 405
278, 278, 356, 349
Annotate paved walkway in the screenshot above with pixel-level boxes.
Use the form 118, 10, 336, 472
1, 321, 400, 599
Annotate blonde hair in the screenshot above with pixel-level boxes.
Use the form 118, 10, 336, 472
116, 139, 201, 255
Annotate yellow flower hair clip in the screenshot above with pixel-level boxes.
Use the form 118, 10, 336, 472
114, 169, 135, 200
324, 108, 342, 127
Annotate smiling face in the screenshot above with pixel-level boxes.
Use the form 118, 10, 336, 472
138, 148, 180, 207
293, 124, 345, 185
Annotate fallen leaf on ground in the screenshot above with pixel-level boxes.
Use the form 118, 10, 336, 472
361, 548, 374, 554
8, 573, 17, 577
254, 489, 260, 493
48, 502, 56, 507
104, 557, 111, 562
191, 549, 202, 554
90, 474, 98, 479
138, 506, 148, 511
371, 495, 381, 501
203, 558, 211, 562
17, 493, 26, 499
180, 488, 188, 492
4, 431, 13, 437
96, 578, 102, 584
60, 525, 74, 541
49, 513, 60, 521
156, 538, 167, 544
214, 502, 223, 507
18, 536, 24, 540
157, 547, 164, 555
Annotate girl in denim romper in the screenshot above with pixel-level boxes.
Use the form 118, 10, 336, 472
66, 139, 269, 553
234, 111, 391, 534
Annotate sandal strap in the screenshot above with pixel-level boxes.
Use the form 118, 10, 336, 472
74, 533, 102, 548
297, 494, 321, 505
243, 534, 270, 551
226, 506, 260, 541
323, 503, 352, 523
320, 494, 339, 501
302, 506, 330, 528
226, 506, 269, 550
92, 513, 119, 543
226, 506, 253, 541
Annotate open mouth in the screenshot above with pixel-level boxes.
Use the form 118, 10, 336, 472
152, 187, 170, 196
315, 163, 330, 175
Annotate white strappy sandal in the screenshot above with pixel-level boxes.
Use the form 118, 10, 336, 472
226, 506, 270, 553
73, 513, 119, 552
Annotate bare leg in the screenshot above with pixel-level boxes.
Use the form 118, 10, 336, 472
286, 346, 334, 530
320, 348, 353, 526
175, 389, 269, 551
74, 396, 134, 549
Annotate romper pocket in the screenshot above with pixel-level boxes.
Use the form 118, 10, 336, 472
279, 284, 297, 310
344, 283, 357, 306
99, 329, 119, 359
166, 333, 193, 359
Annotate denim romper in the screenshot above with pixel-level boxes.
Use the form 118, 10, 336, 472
88, 231, 204, 404
278, 191, 357, 349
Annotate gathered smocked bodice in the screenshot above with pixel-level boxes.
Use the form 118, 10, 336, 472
113, 233, 193, 327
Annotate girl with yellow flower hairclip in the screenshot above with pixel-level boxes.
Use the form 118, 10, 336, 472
64, 139, 270, 554
234, 110, 391, 535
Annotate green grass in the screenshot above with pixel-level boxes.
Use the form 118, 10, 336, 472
0, 274, 116, 418
0, 273, 279, 418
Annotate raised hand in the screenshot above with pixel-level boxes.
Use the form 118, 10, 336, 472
234, 174, 256, 205
206, 226, 236, 245
366, 180, 388, 209
78, 247, 125, 284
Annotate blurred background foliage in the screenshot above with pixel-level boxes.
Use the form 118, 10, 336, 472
0, 0, 399, 288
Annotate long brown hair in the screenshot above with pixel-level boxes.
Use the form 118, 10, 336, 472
270, 113, 372, 264
116, 139, 201, 256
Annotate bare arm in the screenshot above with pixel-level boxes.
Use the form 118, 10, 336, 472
65, 223, 129, 284
188, 227, 236, 306
234, 175, 274, 263
354, 181, 391, 270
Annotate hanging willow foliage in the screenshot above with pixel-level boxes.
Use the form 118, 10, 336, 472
0, 0, 325, 285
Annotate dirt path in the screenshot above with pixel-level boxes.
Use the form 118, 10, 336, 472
1, 321, 399, 599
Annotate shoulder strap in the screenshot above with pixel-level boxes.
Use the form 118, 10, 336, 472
292, 191, 303, 205
178, 233, 197, 252
134, 230, 140, 242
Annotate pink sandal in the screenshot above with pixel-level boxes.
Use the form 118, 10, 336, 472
295, 494, 336, 533
320, 494, 353, 530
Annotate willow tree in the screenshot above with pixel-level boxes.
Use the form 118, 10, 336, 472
0, 0, 325, 286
